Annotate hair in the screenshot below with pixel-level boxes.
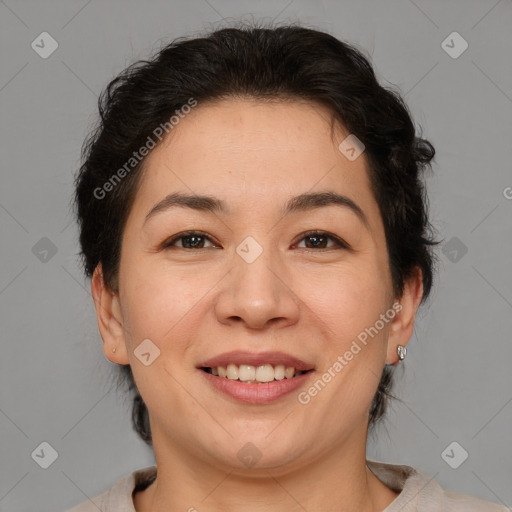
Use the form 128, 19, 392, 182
74, 22, 439, 447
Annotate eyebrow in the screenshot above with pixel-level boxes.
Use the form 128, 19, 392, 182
143, 191, 369, 229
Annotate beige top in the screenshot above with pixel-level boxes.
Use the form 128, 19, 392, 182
66, 460, 509, 511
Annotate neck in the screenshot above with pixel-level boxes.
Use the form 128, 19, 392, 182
134, 425, 398, 512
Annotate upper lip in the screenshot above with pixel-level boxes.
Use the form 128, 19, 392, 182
198, 351, 315, 372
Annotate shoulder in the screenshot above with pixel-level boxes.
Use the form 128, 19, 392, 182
440, 488, 510, 511
65, 466, 157, 512
367, 459, 510, 512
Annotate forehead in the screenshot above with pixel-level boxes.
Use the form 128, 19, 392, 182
128, 98, 379, 226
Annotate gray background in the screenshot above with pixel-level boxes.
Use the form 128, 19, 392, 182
1, 1, 511, 511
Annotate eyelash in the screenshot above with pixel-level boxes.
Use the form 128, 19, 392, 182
161, 230, 350, 252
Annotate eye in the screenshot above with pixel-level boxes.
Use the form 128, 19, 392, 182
162, 231, 219, 250
294, 230, 349, 251
161, 230, 349, 251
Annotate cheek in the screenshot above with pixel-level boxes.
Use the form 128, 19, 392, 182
120, 269, 205, 410
120, 263, 202, 351
310, 265, 390, 344
306, 273, 390, 422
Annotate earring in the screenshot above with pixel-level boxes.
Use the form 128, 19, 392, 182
112, 346, 117, 354
397, 345, 406, 361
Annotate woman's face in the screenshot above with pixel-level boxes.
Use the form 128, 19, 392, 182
99, 98, 414, 473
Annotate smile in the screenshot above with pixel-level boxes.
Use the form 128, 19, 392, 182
202, 363, 309, 383
197, 351, 315, 403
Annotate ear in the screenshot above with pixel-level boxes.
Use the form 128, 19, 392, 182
91, 264, 130, 365
386, 267, 424, 365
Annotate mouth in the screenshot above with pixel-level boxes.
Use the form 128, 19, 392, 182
197, 351, 315, 403
200, 364, 313, 383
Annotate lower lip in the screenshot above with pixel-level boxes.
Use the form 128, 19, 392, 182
199, 369, 314, 404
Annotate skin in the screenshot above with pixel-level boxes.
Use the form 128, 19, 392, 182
92, 98, 423, 512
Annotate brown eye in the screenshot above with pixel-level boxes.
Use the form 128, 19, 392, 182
295, 231, 349, 250
163, 231, 217, 250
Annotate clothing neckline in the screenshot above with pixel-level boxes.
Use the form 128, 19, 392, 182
128, 460, 424, 512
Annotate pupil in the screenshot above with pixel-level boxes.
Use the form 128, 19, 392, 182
306, 235, 326, 249
184, 235, 203, 248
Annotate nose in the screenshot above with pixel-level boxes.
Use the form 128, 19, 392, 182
214, 242, 300, 330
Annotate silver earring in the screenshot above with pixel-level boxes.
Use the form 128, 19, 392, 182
397, 345, 406, 361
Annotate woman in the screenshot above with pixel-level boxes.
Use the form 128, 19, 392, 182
68, 24, 508, 512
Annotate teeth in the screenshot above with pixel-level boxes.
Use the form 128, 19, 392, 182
226, 364, 239, 380
274, 364, 285, 380
208, 364, 304, 383
255, 364, 274, 382
238, 364, 255, 381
